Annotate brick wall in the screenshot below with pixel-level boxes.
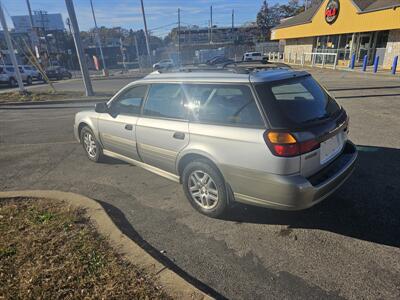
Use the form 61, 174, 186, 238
283, 37, 315, 62
383, 29, 400, 70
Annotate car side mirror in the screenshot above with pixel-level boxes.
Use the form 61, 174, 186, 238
95, 102, 108, 113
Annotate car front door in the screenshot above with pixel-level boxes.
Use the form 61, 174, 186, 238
97, 85, 148, 160
136, 83, 189, 174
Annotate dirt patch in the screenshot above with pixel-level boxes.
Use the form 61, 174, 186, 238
0, 91, 88, 103
0, 197, 170, 299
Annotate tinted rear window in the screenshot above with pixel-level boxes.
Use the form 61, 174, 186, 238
255, 75, 341, 128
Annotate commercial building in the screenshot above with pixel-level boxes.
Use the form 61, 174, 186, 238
271, 0, 400, 69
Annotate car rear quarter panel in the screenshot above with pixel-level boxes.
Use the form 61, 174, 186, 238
179, 123, 301, 198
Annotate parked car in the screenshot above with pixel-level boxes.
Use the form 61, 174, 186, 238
19, 65, 40, 81
43, 66, 72, 81
153, 59, 174, 70
74, 68, 357, 218
205, 56, 234, 66
242, 52, 267, 63
0, 65, 32, 87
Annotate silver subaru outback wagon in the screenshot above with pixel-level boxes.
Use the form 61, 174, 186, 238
74, 68, 357, 218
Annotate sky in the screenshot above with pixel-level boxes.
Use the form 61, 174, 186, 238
0, 0, 284, 37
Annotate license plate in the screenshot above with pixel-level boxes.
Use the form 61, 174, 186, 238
320, 133, 344, 164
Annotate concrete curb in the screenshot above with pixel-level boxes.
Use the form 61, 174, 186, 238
0, 190, 212, 300
0, 97, 108, 106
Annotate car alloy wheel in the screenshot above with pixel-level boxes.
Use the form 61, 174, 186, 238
188, 170, 219, 209
83, 131, 97, 159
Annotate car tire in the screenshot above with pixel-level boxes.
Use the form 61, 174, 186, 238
26, 76, 32, 85
80, 126, 104, 162
9, 77, 17, 87
182, 159, 228, 218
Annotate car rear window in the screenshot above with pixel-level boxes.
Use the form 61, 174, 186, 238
255, 75, 341, 128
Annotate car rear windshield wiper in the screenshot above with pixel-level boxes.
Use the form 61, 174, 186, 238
304, 114, 330, 123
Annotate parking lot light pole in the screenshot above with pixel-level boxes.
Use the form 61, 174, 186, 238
0, 1, 25, 93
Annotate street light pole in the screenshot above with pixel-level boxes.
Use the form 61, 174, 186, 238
139, 0, 152, 65
65, 0, 94, 96
89, 0, 107, 76
0, 1, 25, 92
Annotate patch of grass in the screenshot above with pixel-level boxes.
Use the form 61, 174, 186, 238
0, 90, 85, 103
0, 197, 170, 299
0, 246, 16, 259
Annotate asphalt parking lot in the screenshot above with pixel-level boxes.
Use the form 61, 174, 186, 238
1, 68, 399, 299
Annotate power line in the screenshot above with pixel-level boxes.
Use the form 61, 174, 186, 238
149, 22, 178, 31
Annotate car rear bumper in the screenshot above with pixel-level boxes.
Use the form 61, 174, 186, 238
232, 141, 358, 210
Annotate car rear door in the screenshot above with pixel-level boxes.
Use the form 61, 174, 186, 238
136, 83, 189, 174
97, 85, 148, 160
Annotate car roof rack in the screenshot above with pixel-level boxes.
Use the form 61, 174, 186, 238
221, 61, 292, 72
156, 61, 292, 75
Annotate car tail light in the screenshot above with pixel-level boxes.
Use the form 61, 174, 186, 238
265, 131, 320, 157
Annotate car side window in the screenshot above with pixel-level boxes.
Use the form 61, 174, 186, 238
143, 84, 187, 119
184, 84, 264, 127
113, 85, 148, 115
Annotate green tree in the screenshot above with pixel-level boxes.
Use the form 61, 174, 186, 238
256, 1, 281, 40
280, 0, 305, 18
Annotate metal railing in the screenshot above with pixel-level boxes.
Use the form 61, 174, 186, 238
268, 52, 338, 69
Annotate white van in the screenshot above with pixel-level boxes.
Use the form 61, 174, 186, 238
243, 52, 266, 62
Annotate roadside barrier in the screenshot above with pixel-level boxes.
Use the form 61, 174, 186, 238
373, 56, 379, 73
392, 56, 398, 75
362, 55, 368, 72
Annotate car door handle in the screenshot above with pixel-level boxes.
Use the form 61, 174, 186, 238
173, 131, 185, 140
124, 124, 133, 131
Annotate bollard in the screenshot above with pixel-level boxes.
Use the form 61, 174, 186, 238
392, 56, 398, 75
373, 56, 379, 73
350, 53, 356, 69
362, 55, 368, 72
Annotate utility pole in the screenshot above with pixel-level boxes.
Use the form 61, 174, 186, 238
210, 5, 213, 44
178, 8, 180, 65
139, 0, 152, 65
25, 0, 39, 49
133, 34, 141, 71
90, 0, 108, 76
65, 0, 94, 96
231, 9, 234, 42
0, 1, 25, 92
